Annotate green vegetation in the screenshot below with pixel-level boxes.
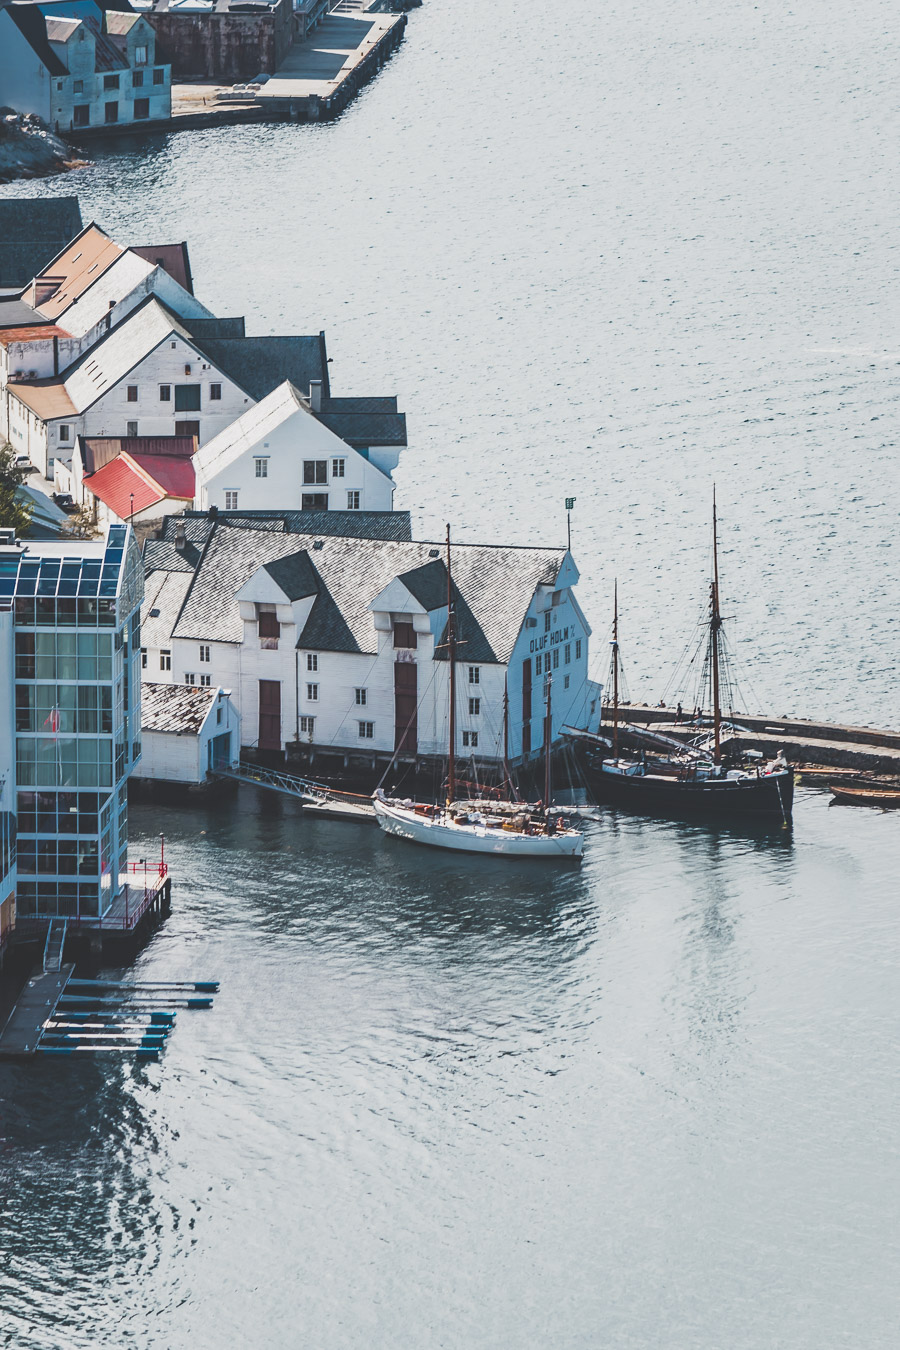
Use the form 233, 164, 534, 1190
0, 442, 34, 536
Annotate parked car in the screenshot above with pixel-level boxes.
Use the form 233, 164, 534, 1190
15, 455, 37, 475
51, 492, 79, 514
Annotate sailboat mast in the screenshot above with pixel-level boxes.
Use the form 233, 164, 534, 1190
710, 489, 722, 765
502, 677, 510, 796
446, 523, 457, 806
544, 672, 552, 808
612, 578, 619, 760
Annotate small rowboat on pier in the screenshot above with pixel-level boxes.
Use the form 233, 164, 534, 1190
829, 784, 900, 808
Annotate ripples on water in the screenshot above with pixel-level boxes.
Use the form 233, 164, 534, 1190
2, 0, 900, 1344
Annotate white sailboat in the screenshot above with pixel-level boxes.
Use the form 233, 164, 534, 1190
373, 526, 584, 860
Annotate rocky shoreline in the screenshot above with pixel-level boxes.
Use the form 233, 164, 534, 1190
0, 111, 89, 185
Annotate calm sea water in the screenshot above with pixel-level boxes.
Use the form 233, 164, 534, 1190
2, 0, 900, 1345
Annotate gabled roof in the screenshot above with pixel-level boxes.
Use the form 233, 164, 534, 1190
184, 316, 245, 339
0, 323, 70, 347
193, 381, 305, 479
81, 435, 196, 475
0, 297, 47, 330
87, 451, 194, 518
262, 551, 319, 601
141, 571, 195, 641
315, 409, 407, 448
45, 14, 82, 41
0, 196, 82, 245
131, 242, 194, 295
8, 380, 78, 419
29, 223, 124, 319
2, 5, 67, 75
141, 681, 218, 735
168, 521, 567, 661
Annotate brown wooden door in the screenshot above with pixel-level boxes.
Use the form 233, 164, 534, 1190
522, 658, 532, 756
394, 661, 417, 753
258, 679, 281, 750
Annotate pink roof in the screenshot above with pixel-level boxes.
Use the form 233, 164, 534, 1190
87, 451, 194, 519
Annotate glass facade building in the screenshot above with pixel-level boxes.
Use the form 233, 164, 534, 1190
0, 525, 143, 919
0, 602, 15, 953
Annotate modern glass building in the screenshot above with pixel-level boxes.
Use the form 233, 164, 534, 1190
0, 600, 15, 957
0, 524, 144, 920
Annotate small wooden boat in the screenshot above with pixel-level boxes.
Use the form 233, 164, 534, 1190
829, 784, 900, 808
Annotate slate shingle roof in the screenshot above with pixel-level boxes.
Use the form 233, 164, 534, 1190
315, 410, 407, 448
195, 335, 326, 401
141, 571, 195, 645
141, 681, 217, 735
0, 197, 83, 288
263, 552, 318, 601
172, 508, 412, 542
169, 521, 565, 663
183, 316, 246, 339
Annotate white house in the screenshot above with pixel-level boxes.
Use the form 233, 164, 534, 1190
4, 296, 255, 478
0, 2, 171, 133
136, 683, 240, 785
193, 381, 396, 515
140, 517, 599, 769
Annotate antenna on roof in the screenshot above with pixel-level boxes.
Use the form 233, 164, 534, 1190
565, 497, 575, 553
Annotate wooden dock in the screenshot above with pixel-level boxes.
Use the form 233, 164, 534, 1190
607, 705, 900, 775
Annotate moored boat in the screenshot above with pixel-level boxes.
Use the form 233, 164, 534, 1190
373, 526, 585, 861
577, 498, 793, 823
829, 784, 900, 808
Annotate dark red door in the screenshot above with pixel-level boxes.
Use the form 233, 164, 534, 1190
521, 658, 532, 755
258, 679, 281, 750
394, 662, 417, 753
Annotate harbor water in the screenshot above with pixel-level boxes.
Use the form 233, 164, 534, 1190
2, 0, 900, 1344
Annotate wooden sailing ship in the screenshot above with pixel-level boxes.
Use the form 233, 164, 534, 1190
577, 495, 794, 822
373, 527, 584, 858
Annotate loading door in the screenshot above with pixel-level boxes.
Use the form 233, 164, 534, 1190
258, 679, 281, 750
394, 661, 417, 753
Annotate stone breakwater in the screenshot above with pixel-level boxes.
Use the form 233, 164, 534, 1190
0, 111, 88, 185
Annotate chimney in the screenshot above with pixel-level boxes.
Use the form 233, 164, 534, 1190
174, 518, 187, 552
309, 379, 322, 413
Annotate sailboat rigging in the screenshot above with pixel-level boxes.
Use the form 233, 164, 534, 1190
373, 526, 584, 857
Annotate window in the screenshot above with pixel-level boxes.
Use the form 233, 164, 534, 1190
306, 683, 318, 701
126, 421, 138, 437
104, 74, 120, 90
462, 730, 478, 747
210, 383, 222, 400
358, 721, 374, 739
544, 611, 551, 633
544, 653, 551, 673
332, 458, 345, 477
135, 44, 148, 64
105, 102, 118, 124
160, 650, 171, 671
73, 105, 89, 127
564, 675, 570, 690
393, 622, 417, 649
300, 716, 315, 735
301, 494, 327, 511
73, 79, 84, 94
132, 70, 144, 88
346, 491, 360, 510
134, 98, 149, 120
174, 384, 201, 412
225, 491, 239, 510
306, 654, 318, 671
254, 459, 268, 478
199, 674, 211, 687
469, 697, 480, 715
127, 385, 138, 402
576, 639, 582, 659
564, 643, 571, 665
200, 645, 210, 662
303, 460, 327, 485
468, 666, 480, 684
552, 648, 559, 669
217, 706, 223, 724
258, 611, 279, 639
159, 384, 171, 402
58, 424, 71, 443
355, 688, 367, 705
184, 673, 196, 685
141, 648, 147, 669
153, 68, 164, 85
175, 421, 200, 438
57, 79, 65, 91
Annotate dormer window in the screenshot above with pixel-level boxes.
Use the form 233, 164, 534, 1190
135, 45, 148, 64
258, 610, 280, 640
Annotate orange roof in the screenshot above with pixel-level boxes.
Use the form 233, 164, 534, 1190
0, 324, 71, 346
31, 225, 124, 320
8, 381, 77, 419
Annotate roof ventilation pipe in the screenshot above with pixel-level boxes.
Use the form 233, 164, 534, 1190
174, 518, 187, 552
308, 379, 323, 413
